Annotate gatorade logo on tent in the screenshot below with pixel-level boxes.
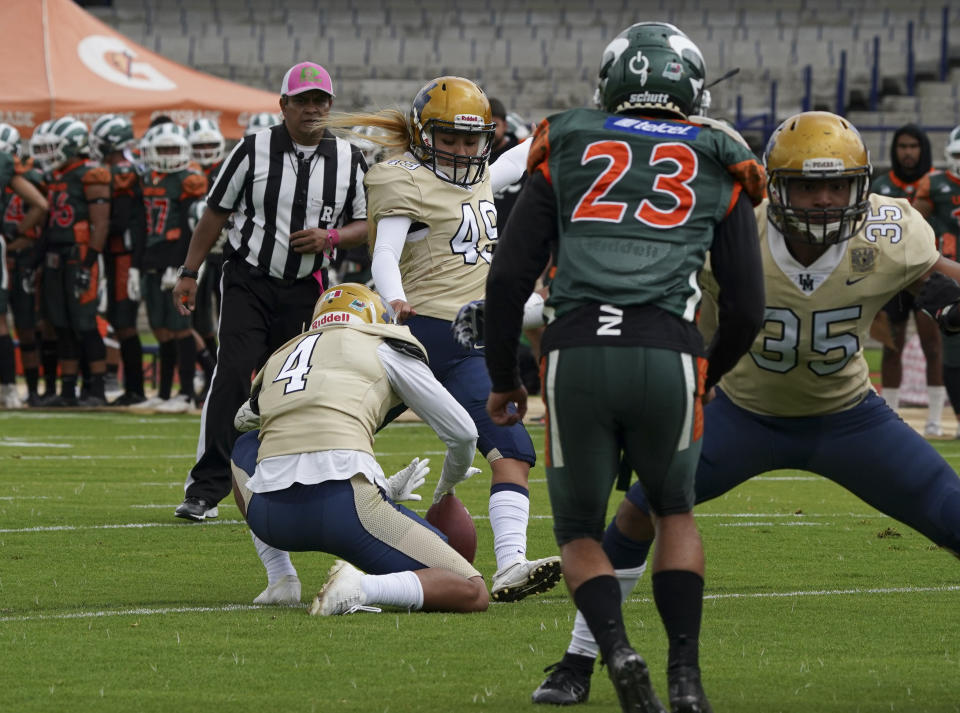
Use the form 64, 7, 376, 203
78, 35, 176, 91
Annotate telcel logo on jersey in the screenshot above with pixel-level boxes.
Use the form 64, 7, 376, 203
605, 116, 700, 139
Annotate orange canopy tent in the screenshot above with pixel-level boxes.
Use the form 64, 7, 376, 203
0, 0, 280, 139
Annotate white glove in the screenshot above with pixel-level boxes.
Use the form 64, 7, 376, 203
160, 265, 178, 291
127, 267, 141, 301
234, 399, 261, 432
432, 466, 481, 505
385, 457, 430, 502
522, 292, 546, 330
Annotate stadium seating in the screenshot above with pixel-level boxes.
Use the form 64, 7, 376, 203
92, 0, 960, 167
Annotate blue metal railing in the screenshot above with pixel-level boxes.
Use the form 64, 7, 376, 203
733, 5, 953, 148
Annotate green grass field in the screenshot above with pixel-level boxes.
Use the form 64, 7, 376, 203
2, 410, 958, 713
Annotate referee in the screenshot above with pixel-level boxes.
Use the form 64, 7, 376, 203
171, 61, 368, 521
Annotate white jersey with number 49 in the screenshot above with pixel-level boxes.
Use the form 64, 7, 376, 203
701, 194, 939, 416
365, 154, 497, 322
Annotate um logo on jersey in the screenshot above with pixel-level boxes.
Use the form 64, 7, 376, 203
797, 273, 815, 292
597, 304, 623, 335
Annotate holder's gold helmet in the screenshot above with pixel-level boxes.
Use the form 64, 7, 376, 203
764, 111, 871, 244
408, 76, 495, 186
310, 283, 393, 330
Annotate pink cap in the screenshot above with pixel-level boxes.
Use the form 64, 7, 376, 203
280, 62, 335, 98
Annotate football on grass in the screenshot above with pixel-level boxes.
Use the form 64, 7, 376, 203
425, 493, 477, 563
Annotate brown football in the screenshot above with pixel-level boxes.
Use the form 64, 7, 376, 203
425, 493, 477, 564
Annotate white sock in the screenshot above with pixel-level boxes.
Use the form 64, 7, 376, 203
251, 531, 297, 585
360, 570, 424, 610
567, 564, 647, 659
489, 489, 530, 570
881, 387, 899, 409
927, 385, 947, 425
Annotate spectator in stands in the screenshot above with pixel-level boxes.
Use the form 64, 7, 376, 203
171, 61, 368, 524
487, 23, 765, 711
870, 125, 945, 435
318, 76, 564, 604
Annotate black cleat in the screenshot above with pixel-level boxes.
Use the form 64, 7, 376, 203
606, 647, 667, 713
667, 666, 713, 713
174, 496, 219, 522
532, 660, 591, 705
110, 391, 147, 406
77, 394, 107, 408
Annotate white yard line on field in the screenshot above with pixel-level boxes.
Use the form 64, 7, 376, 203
2, 585, 957, 623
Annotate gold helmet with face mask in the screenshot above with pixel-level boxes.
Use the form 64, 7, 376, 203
309, 283, 393, 330
408, 76, 495, 186
765, 111, 872, 244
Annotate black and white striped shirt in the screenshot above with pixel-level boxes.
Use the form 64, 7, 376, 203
207, 123, 367, 281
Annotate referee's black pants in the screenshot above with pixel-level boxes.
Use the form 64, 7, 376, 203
184, 257, 320, 504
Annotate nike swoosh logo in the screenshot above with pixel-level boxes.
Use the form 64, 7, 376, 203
846, 276, 868, 285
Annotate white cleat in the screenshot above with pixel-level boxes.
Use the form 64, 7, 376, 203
253, 574, 302, 605
0, 384, 24, 409
491, 555, 562, 602
308, 560, 381, 616
129, 395, 166, 410
154, 394, 194, 413
924, 422, 943, 438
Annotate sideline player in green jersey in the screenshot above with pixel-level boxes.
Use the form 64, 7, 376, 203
485, 22, 767, 713
916, 126, 960, 435
869, 125, 944, 434
31, 117, 111, 406
0, 136, 49, 408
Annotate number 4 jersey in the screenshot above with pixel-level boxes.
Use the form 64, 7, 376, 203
701, 195, 939, 416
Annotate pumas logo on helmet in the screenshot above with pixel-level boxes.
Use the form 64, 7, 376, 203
802, 158, 845, 173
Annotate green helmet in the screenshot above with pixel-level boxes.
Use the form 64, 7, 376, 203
0, 123, 21, 157
31, 116, 89, 171
596, 22, 706, 119
90, 113, 135, 160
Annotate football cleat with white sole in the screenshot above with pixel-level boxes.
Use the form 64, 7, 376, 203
1, 384, 24, 409
254, 574, 302, 605
491, 555, 562, 602
309, 560, 382, 616
129, 395, 166, 410
924, 422, 943, 438
174, 496, 219, 521
154, 394, 194, 413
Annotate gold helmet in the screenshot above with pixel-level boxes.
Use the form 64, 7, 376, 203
764, 111, 872, 244
408, 76, 495, 186
309, 283, 393, 330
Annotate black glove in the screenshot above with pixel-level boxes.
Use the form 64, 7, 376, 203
916, 271, 960, 332
451, 300, 485, 349
73, 266, 92, 299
